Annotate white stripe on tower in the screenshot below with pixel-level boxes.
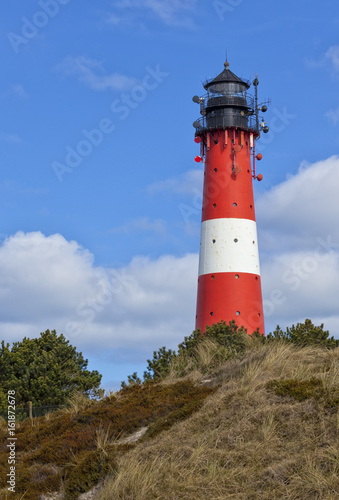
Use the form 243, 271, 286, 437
198, 218, 260, 276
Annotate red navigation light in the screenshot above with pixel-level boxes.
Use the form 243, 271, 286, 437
195, 155, 203, 163
256, 153, 263, 161
194, 137, 201, 143
257, 174, 263, 181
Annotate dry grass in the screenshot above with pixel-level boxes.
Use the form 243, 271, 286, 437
95, 424, 116, 454
0, 379, 215, 499
62, 391, 94, 415
0, 417, 7, 437
97, 343, 339, 500
166, 335, 250, 382
0, 342, 337, 499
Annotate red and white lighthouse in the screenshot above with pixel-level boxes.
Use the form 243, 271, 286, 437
193, 59, 269, 334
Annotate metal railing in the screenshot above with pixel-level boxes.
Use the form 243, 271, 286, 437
0, 404, 68, 421
200, 91, 255, 109
195, 91, 259, 134
194, 114, 259, 134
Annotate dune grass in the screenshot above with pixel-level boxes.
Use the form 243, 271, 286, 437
0, 380, 216, 499
0, 327, 338, 499
98, 343, 339, 500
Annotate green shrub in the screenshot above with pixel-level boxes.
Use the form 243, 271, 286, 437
64, 449, 116, 499
123, 319, 338, 387
268, 378, 339, 408
268, 377, 324, 401
134, 321, 253, 384
146, 399, 206, 438
267, 319, 339, 348
143, 347, 177, 381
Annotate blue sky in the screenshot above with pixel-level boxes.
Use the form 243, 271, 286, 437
1, 0, 339, 390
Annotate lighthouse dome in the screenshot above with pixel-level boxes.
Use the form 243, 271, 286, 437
204, 60, 250, 94
193, 59, 259, 134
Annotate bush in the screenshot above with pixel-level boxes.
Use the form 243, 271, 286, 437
267, 319, 339, 348
143, 347, 177, 381
64, 449, 116, 499
124, 321, 257, 386
268, 378, 339, 408
0, 330, 102, 406
122, 319, 338, 387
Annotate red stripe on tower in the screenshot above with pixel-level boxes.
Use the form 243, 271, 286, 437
193, 59, 269, 334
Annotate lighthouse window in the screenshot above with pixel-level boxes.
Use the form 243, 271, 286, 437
213, 203, 217, 208
235, 274, 239, 279
233, 202, 237, 207
250, 204, 253, 209
236, 311, 240, 316
210, 312, 214, 316
252, 240, 255, 244
212, 239, 216, 243
214, 168, 218, 172
234, 238, 238, 243
211, 275, 215, 280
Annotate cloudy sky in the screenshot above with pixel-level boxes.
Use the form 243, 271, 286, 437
1, 0, 339, 390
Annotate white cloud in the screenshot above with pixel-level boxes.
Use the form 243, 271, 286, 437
256, 156, 339, 332
148, 169, 204, 236
105, 13, 125, 26
11, 84, 27, 99
0, 232, 96, 322
55, 56, 139, 91
0, 84, 27, 100
0, 133, 23, 144
261, 248, 339, 333
111, 0, 198, 27
0, 180, 47, 195
110, 216, 167, 235
0, 231, 197, 361
148, 169, 203, 195
325, 107, 339, 125
306, 45, 339, 75
256, 156, 339, 253
325, 45, 339, 72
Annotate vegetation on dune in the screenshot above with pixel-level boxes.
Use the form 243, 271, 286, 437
266, 318, 339, 348
0, 319, 338, 499
0, 330, 102, 407
123, 318, 338, 386
100, 334, 339, 500
0, 379, 216, 499
140, 320, 252, 383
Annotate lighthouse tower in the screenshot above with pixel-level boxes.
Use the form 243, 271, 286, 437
193, 59, 269, 334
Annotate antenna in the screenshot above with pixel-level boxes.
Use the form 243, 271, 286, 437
224, 49, 229, 69
253, 74, 259, 133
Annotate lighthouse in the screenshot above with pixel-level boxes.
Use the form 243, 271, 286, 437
193, 59, 269, 334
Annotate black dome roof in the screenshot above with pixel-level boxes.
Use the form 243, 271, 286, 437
204, 60, 250, 90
